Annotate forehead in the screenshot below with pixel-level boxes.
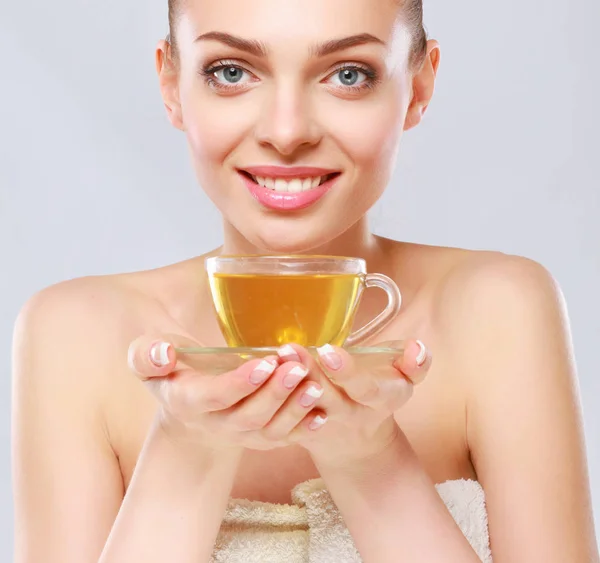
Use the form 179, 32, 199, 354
177, 0, 406, 51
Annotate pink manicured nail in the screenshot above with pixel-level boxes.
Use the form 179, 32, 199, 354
278, 344, 301, 362
149, 342, 172, 367
300, 385, 324, 407
316, 344, 342, 370
308, 414, 328, 431
283, 365, 309, 389
250, 359, 277, 385
415, 340, 427, 367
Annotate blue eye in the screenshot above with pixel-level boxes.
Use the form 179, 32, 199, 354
337, 69, 363, 86
200, 61, 254, 89
214, 65, 247, 84
214, 66, 244, 84
326, 65, 379, 91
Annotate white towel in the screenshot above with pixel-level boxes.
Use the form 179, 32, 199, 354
211, 478, 492, 562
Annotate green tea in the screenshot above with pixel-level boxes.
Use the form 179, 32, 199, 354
209, 273, 362, 347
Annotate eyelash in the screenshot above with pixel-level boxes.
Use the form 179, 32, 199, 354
199, 59, 380, 94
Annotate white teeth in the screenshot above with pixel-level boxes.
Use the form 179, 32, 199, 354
288, 179, 303, 193
250, 174, 333, 192
274, 178, 289, 192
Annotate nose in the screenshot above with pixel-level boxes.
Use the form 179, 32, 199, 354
254, 83, 322, 156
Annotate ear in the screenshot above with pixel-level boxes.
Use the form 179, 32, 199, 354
404, 40, 441, 131
155, 39, 184, 131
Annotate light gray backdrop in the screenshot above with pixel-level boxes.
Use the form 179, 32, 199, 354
1, 0, 598, 559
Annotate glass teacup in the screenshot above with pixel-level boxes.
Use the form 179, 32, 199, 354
205, 255, 401, 348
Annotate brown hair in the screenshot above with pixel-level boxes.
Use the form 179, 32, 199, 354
402, 0, 428, 70
167, 0, 427, 70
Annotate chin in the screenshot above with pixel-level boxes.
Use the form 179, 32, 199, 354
247, 233, 329, 255
239, 220, 343, 255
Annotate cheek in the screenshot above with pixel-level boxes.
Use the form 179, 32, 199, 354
179, 83, 256, 182
347, 110, 402, 167
323, 91, 407, 178
183, 105, 238, 167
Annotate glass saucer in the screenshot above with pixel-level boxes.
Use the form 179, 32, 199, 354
175, 341, 405, 375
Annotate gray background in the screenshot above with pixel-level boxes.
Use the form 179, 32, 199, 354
1, 0, 598, 558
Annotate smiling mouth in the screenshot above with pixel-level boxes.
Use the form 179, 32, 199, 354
239, 171, 340, 193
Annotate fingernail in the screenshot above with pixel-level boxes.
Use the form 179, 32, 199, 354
283, 365, 309, 389
250, 359, 277, 385
308, 414, 328, 431
149, 341, 172, 367
416, 340, 427, 367
278, 344, 301, 362
316, 344, 342, 370
300, 385, 324, 407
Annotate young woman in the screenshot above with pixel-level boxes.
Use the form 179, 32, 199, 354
12, 0, 598, 561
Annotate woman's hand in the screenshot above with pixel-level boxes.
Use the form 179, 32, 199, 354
277, 339, 431, 467
126, 334, 328, 453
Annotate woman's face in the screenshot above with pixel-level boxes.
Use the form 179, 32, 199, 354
161, 0, 431, 253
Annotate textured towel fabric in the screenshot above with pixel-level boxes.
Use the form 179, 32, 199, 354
211, 479, 492, 562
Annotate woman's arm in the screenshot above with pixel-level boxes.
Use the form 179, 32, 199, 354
12, 281, 240, 563
12, 283, 124, 562
448, 256, 599, 562
315, 430, 483, 562
99, 419, 240, 563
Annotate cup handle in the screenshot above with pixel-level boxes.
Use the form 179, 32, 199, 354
343, 273, 402, 347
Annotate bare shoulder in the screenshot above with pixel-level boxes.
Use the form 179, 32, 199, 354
15, 274, 148, 351
436, 249, 561, 309
388, 239, 560, 304
14, 255, 204, 340
382, 239, 562, 328
16, 274, 139, 329
429, 248, 568, 375
13, 253, 214, 396
13, 278, 128, 413
12, 264, 190, 390
387, 242, 572, 394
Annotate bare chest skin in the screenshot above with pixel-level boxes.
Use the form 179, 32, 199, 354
108, 249, 476, 504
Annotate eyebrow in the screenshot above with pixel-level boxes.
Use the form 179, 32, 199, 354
311, 33, 386, 57
194, 31, 385, 58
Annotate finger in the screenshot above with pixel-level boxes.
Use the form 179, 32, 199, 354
316, 344, 413, 411
392, 339, 432, 385
127, 333, 200, 379
128, 333, 210, 409
259, 379, 325, 441
183, 355, 281, 412
278, 344, 349, 416
129, 332, 278, 410
288, 409, 329, 444
315, 344, 380, 401
212, 361, 310, 431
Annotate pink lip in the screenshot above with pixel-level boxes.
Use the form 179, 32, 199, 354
240, 165, 339, 179
238, 171, 340, 211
